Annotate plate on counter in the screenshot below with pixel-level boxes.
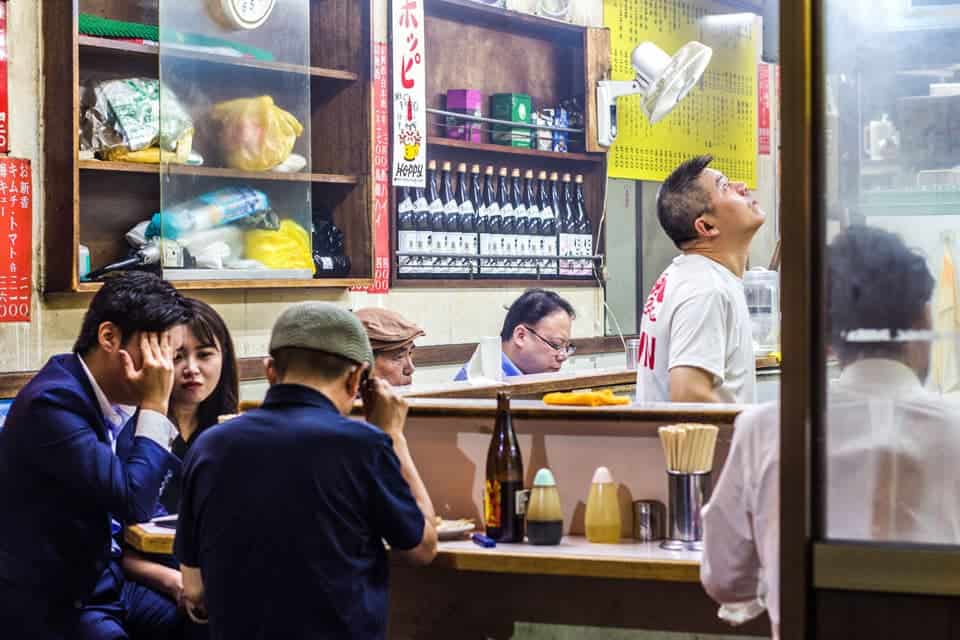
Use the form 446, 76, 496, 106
436, 518, 475, 540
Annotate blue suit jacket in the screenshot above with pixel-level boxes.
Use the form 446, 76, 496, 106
0, 354, 176, 609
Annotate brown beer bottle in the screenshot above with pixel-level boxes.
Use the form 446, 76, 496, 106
484, 392, 525, 542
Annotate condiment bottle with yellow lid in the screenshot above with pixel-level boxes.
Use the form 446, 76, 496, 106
585, 466, 621, 543
526, 468, 563, 545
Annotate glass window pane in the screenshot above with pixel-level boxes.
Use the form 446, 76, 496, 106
821, 1, 960, 545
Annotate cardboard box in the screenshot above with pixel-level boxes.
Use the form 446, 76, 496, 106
445, 89, 483, 143
490, 93, 532, 148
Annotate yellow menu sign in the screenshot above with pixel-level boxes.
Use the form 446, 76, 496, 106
602, 0, 759, 187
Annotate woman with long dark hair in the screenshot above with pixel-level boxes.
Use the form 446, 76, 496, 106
162, 298, 239, 513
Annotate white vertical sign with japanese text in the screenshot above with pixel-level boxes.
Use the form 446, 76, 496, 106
391, 0, 426, 188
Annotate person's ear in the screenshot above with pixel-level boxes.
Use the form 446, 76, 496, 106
345, 363, 368, 397
264, 357, 279, 386
98, 321, 123, 354
693, 215, 719, 239
512, 324, 527, 347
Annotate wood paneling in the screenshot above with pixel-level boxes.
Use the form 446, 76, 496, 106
389, 566, 771, 638
42, 2, 80, 292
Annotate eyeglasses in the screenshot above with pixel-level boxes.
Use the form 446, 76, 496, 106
523, 325, 576, 356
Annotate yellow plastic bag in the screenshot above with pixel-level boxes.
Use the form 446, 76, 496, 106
245, 219, 315, 273
211, 96, 304, 171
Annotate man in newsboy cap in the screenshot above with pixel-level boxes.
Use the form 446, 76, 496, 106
356, 308, 425, 387
176, 302, 437, 639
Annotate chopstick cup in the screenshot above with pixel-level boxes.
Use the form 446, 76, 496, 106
657, 424, 719, 473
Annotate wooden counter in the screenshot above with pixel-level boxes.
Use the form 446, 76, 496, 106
431, 536, 700, 582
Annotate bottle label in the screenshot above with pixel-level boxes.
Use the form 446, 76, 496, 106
398, 200, 414, 214
515, 203, 526, 218
487, 202, 500, 217
459, 200, 476, 215
428, 198, 444, 215
414, 197, 429, 212
484, 479, 501, 528
500, 203, 514, 218
444, 200, 459, 215
398, 230, 417, 253
515, 489, 530, 516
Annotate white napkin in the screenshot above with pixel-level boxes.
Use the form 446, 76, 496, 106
462, 336, 503, 384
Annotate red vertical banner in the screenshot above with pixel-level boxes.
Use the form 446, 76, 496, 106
370, 41, 391, 293
0, 1, 8, 154
0, 158, 31, 322
351, 41, 391, 294
758, 63, 771, 156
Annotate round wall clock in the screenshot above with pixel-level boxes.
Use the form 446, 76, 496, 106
207, 0, 277, 30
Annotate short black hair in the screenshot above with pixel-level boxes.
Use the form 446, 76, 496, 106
828, 225, 934, 361
269, 347, 356, 382
657, 155, 714, 248
500, 289, 576, 342
73, 272, 193, 355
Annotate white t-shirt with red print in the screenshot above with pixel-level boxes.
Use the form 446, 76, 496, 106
635, 254, 757, 404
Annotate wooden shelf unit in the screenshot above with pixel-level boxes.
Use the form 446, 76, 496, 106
78, 160, 359, 184
392, 1, 610, 287
42, 1, 375, 293
77, 35, 361, 81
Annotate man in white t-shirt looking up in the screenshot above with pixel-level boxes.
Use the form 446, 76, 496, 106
636, 155, 765, 404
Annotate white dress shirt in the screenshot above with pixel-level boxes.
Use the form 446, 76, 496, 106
77, 354, 175, 451
700, 358, 960, 640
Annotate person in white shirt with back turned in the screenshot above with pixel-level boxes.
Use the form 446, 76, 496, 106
701, 225, 960, 639
636, 154, 765, 404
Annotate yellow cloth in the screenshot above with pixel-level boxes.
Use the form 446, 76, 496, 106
542, 389, 631, 407
931, 245, 960, 393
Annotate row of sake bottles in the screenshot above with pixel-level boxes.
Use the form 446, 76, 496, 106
396, 160, 594, 279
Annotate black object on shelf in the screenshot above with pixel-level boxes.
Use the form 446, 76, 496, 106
312, 212, 351, 277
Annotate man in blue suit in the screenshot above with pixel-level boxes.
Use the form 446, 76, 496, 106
0, 272, 193, 639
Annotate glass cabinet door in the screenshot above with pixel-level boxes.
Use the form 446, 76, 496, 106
157, 0, 313, 282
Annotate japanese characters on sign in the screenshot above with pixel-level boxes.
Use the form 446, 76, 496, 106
353, 41, 392, 294
602, 0, 759, 187
0, 1, 8, 154
0, 158, 32, 322
758, 62, 771, 155
391, 0, 426, 188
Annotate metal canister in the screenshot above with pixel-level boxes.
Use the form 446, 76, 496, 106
632, 499, 666, 542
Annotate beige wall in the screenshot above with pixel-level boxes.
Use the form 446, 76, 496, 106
0, 1, 604, 374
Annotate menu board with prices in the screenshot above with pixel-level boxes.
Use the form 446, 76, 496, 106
602, 0, 760, 187
0, 158, 31, 322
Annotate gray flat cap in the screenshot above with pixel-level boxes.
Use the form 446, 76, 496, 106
269, 302, 374, 366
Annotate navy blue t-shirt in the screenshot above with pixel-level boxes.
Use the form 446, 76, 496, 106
175, 384, 425, 640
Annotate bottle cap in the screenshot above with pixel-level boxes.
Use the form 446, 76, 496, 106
525, 169, 534, 178
591, 466, 614, 484
442, 161, 452, 171
457, 162, 467, 172
538, 170, 548, 180
533, 468, 556, 487
428, 159, 437, 170
511, 168, 521, 177
472, 164, 481, 173
562, 173, 572, 181
499, 167, 508, 176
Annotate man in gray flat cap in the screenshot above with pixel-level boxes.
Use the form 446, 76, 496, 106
175, 302, 437, 640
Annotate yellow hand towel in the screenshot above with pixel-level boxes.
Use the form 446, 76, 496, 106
542, 389, 631, 407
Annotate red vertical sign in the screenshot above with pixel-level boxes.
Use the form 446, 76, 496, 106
758, 63, 770, 156
0, 158, 31, 322
0, 1, 9, 154
353, 41, 391, 293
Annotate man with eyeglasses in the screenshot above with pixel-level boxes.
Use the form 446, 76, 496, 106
454, 289, 576, 380
636, 155, 765, 404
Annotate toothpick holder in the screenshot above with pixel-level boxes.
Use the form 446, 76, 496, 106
660, 471, 712, 551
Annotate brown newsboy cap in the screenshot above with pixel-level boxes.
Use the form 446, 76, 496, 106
355, 308, 425, 353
